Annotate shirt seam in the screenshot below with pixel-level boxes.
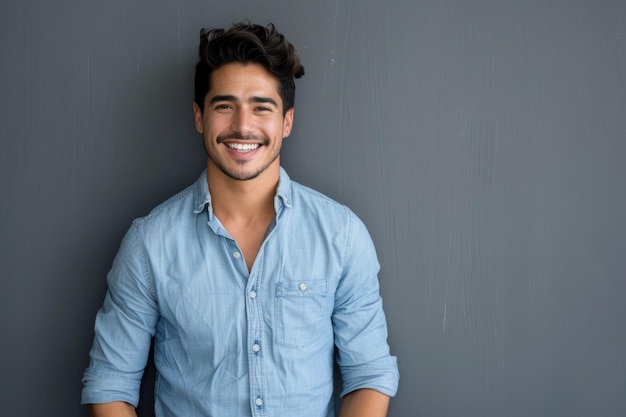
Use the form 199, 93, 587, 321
131, 219, 157, 297
341, 209, 355, 270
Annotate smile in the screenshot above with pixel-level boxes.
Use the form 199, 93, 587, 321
226, 143, 260, 152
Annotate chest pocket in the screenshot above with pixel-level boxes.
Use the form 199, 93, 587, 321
275, 279, 328, 348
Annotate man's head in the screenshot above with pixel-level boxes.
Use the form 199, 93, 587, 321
194, 22, 305, 116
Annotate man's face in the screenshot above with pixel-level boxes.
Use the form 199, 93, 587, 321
193, 62, 294, 182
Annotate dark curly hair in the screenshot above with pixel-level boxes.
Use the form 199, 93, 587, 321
194, 22, 305, 116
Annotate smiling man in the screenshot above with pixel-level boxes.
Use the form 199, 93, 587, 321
82, 22, 399, 417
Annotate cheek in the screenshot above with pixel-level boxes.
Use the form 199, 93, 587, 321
204, 115, 229, 135
270, 119, 288, 137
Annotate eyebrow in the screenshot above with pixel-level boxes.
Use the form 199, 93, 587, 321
208, 95, 278, 107
250, 96, 278, 107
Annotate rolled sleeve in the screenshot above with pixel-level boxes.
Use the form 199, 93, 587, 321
82, 221, 159, 406
332, 212, 399, 398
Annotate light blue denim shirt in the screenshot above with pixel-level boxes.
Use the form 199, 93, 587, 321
82, 168, 399, 417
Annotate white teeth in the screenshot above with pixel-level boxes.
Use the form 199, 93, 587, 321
226, 143, 260, 152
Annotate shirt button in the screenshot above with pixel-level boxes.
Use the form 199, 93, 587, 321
249, 290, 257, 299
233, 251, 241, 259
255, 397, 263, 407
252, 343, 260, 352
299, 282, 308, 292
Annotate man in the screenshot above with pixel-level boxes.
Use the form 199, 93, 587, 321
82, 22, 399, 417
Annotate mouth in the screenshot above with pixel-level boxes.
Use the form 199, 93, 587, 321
225, 142, 260, 152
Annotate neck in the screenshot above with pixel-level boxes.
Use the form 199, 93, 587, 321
206, 160, 279, 222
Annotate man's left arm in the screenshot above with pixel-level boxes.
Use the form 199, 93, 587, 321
332, 210, 399, 409
338, 388, 391, 417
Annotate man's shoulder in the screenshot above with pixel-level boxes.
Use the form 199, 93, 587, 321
289, 180, 350, 214
133, 178, 200, 231
286, 180, 370, 236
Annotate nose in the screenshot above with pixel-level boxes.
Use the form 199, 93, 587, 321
232, 108, 254, 134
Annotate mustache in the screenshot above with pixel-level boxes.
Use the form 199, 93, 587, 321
216, 132, 269, 145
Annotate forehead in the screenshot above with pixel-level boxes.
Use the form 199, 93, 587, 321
209, 62, 280, 96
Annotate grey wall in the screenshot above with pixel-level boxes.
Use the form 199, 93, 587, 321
2, 1, 625, 416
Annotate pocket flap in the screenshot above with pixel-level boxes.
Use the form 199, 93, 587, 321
276, 279, 327, 297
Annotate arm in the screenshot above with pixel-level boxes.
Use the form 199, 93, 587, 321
333, 212, 399, 401
89, 402, 137, 417
82, 223, 158, 408
338, 389, 390, 417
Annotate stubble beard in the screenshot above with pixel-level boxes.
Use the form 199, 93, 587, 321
204, 133, 279, 182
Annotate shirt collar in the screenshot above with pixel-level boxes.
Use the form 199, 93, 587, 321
275, 167, 293, 210
192, 167, 293, 215
192, 170, 211, 214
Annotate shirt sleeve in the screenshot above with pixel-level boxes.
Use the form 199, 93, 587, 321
332, 210, 400, 398
81, 220, 159, 406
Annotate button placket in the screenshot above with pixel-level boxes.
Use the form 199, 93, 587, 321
246, 272, 265, 415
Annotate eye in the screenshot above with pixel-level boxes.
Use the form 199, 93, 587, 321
211, 103, 234, 112
255, 106, 272, 112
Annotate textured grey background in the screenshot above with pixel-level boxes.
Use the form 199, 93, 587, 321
2, 1, 625, 416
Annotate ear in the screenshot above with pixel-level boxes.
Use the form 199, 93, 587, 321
193, 102, 204, 134
282, 108, 294, 138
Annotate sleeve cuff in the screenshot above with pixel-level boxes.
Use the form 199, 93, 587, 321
339, 356, 400, 398
81, 369, 142, 407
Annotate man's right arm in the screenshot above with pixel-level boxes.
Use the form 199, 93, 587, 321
89, 402, 137, 417
82, 223, 158, 409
